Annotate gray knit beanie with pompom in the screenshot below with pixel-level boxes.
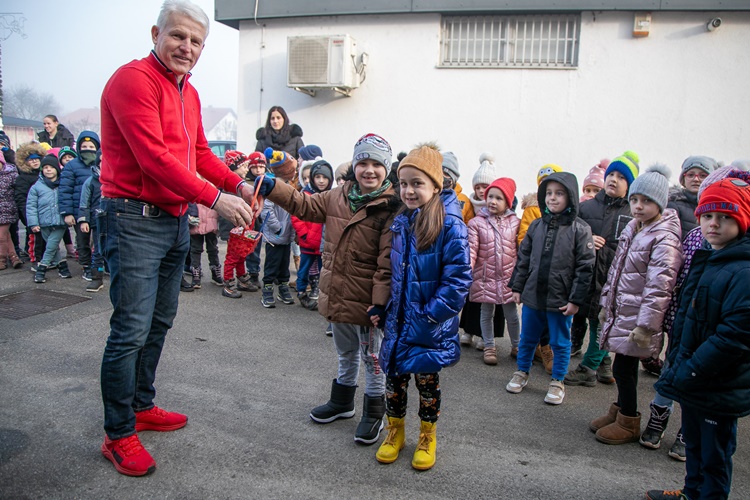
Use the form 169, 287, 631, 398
628, 163, 672, 212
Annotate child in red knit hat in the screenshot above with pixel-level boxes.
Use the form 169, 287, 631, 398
467, 177, 521, 364
647, 177, 750, 500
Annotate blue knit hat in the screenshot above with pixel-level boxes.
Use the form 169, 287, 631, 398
298, 144, 323, 161
605, 150, 640, 187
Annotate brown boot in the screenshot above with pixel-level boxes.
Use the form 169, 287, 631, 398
0, 255, 6, 270
10, 254, 23, 268
541, 345, 554, 374
590, 403, 620, 433
595, 411, 641, 445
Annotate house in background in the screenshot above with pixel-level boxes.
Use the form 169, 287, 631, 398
60, 108, 101, 138
216, 1, 750, 196
1, 116, 43, 148
58, 107, 237, 144
202, 107, 237, 141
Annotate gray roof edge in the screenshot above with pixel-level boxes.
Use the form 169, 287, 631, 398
215, 0, 750, 29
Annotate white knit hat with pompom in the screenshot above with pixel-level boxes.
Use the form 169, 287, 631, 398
472, 152, 500, 188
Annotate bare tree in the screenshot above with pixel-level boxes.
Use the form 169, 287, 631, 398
1, 13, 28, 126
4, 83, 60, 120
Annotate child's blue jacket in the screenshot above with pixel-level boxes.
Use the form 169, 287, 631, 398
380, 190, 471, 376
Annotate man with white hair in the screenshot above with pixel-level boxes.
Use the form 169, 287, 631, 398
98, 0, 256, 476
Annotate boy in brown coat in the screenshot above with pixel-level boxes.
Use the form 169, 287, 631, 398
256, 133, 400, 445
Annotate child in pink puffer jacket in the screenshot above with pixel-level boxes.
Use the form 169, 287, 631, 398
467, 177, 521, 365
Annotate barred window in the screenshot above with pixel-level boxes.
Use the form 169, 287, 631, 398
439, 14, 580, 69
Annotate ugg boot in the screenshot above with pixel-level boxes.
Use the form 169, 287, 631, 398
34, 264, 48, 283
375, 416, 405, 464
590, 403, 620, 433
411, 420, 437, 471
10, 254, 23, 269
310, 379, 356, 423
354, 394, 386, 444
595, 411, 641, 445
540, 344, 554, 374
640, 403, 672, 449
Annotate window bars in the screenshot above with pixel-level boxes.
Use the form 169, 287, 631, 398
440, 14, 580, 68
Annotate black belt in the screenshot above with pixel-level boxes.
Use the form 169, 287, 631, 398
103, 197, 169, 218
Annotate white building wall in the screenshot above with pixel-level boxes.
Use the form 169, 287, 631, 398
237, 11, 750, 197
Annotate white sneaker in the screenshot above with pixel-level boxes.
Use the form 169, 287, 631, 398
544, 380, 565, 405
506, 371, 529, 394
472, 336, 485, 351
459, 331, 472, 346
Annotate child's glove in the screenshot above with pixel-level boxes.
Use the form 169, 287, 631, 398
254, 175, 276, 197
628, 327, 653, 349
367, 305, 386, 329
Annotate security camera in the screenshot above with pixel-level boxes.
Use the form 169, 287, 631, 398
707, 18, 722, 31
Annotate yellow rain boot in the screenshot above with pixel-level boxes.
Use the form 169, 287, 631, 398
411, 420, 437, 471
376, 416, 405, 464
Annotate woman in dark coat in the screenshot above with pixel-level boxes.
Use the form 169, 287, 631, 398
37, 115, 75, 148
254, 106, 304, 159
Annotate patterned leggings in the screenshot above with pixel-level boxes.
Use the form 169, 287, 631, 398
385, 373, 440, 423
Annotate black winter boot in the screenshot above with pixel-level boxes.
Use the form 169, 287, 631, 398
57, 260, 72, 279
639, 403, 671, 449
86, 267, 104, 292
354, 394, 386, 445
310, 379, 356, 424
34, 264, 48, 283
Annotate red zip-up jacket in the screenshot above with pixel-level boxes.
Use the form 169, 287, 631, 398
100, 52, 243, 216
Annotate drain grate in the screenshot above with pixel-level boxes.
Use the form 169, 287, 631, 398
0, 289, 91, 320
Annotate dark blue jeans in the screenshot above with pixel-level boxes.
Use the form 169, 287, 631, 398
297, 253, 321, 294
99, 198, 189, 439
682, 405, 737, 500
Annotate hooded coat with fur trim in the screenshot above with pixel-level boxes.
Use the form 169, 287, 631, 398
255, 124, 305, 159
599, 209, 683, 357
511, 172, 595, 311
13, 143, 47, 225
517, 192, 540, 246
380, 190, 471, 376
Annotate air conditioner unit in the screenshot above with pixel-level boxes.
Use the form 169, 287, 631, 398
287, 35, 360, 96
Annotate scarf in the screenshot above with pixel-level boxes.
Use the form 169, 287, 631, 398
347, 180, 391, 213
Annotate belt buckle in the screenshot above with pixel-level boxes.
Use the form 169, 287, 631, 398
142, 204, 150, 217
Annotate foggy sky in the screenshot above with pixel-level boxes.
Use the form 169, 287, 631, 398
2, 0, 239, 117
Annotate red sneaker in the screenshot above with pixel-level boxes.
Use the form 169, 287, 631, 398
135, 406, 188, 432
101, 434, 156, 476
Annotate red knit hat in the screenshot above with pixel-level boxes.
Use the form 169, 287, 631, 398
695, 178, 750, 236
247, 151, 266, 167
224, 150, 248, 171
485, 177, 516, 207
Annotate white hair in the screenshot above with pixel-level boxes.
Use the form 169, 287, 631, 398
157, 0, 210, 37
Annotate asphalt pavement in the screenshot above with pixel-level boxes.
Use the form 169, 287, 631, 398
0, 244, 747, 499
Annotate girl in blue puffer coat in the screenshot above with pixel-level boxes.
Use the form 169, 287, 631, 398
371, 144, 471, 471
